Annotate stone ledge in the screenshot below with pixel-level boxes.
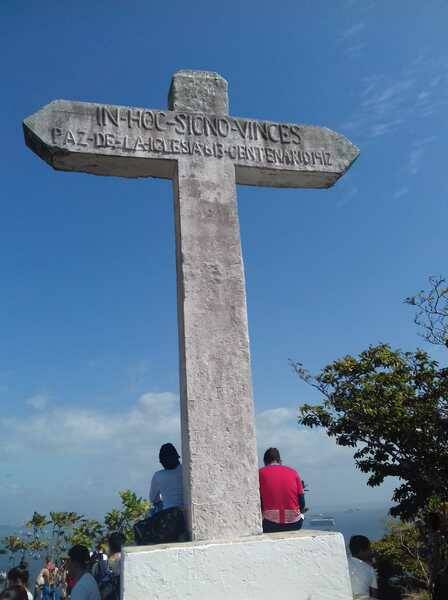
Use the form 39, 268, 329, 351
124, 528, 339, 552
122, 530, 353, 600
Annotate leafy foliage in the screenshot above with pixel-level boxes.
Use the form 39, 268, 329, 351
104, 490, 149, 544
373, 520, 430, 592
373, 500, 448, 600
294, 276, 448, 599
3, 536, 27, 554
26, 512, 49, 531
1, 489, 150, 566
47, 511, 83, 560
70, 518, 104, 548
294, 344, 448, 520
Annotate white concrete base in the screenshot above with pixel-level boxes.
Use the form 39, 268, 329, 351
122, 530, 352, 600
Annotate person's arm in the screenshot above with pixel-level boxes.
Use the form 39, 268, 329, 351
149, 472, 160, 504
296, 473, 305, 512
369, 567, 379, 598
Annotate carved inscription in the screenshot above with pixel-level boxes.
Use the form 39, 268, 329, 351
39, 102, 339, 169
96, 106, 303, 145
51, 126, 332, 168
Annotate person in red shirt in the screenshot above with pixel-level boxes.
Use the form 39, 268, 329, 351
259, 447, 305, 533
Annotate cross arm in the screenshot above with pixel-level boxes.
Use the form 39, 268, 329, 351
23, 100, 359, 187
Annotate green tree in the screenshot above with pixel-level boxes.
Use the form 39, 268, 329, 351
26, 538, 50, 560
294, 344, 448, 520
293, 276, 448, 599
1, 490, 150, 568
3, 536, 27, 565
48, 511, 83, 561
70, 518, 104, 548
104, 490, 149, 544
373, 520, 430, 594
26, 512, 49, 533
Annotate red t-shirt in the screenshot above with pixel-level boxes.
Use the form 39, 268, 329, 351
259, 464, 304, 524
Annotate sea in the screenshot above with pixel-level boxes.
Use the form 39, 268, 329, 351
0, 505, 390, 585
306, 505, 390, 541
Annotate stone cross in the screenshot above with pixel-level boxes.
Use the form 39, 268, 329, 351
23, 70, 359, 542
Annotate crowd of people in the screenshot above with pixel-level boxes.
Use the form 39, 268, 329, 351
1, 443, 380, 600
0, 532, 123, 600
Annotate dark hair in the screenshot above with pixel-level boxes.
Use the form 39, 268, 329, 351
159, 443, 180, 470
0, 586, 29, 600
263, 447, 281, 465
108, 532, 125, 554
349, 535, 371, 556
68, 544, 90, 567
7, 567, 29, 586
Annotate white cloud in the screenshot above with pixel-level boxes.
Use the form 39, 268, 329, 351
25, 393, 49, 411
408, 136, 436, 176
0, 392, 395, 522
338, 21, 367, 59
5, 392, 180, 457
340, 53, 448, 140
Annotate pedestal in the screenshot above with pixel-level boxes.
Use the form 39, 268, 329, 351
122, 530, 353, 600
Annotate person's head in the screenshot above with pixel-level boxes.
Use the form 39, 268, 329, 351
94, 542, 107, 556
159, 443, 180, 470
108, 532, 124, 555
263, 447, 281, 466
0, 586, 29, 600
349, 535, 372, 562
67, 544, 90, 578
7, 567, 29, 588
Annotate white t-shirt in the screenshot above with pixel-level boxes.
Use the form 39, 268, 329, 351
70, 573, 101, 600
149, 464, 184, 509
348, 555, 378, 599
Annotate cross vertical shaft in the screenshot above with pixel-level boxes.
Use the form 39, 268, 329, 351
170, 71, 262, 540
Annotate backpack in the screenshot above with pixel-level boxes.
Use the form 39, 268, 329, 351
134, 507, 186, 545
93, 557, 120, 600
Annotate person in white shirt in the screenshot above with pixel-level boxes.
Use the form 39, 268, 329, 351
149, 443, 184, 511
347, 535, 379, 599
67, 545, 100, 600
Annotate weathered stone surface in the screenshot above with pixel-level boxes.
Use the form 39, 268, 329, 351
23, 101, 359, 188
173, 72, 261, 540
122, 530, 353, 600
168, 70, 229, 115
175, 156, 261, 540
22, 70, 360, 542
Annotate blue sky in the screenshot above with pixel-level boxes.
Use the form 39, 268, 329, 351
1, 0, 447, 524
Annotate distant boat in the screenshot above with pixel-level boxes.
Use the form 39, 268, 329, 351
309, 514, 336, 528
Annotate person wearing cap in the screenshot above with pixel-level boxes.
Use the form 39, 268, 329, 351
149, 443, 184, 512
67, 545, 100, 600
